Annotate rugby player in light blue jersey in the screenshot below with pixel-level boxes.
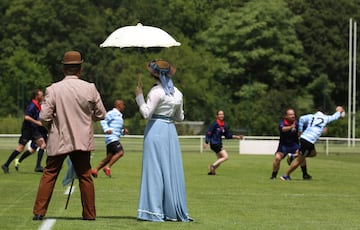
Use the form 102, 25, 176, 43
91, 99, 128, 178
281, 106, 344, 181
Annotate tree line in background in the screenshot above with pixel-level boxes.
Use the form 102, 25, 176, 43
0, 0, 359, 136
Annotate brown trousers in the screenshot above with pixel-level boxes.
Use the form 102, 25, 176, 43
33, 151, 96, 219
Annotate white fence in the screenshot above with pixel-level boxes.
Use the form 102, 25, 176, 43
0, 134, 358, 156
174, 135, 359, 155
237, 136, 360, 156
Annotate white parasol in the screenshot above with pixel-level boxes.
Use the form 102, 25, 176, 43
100, 23, 181, 48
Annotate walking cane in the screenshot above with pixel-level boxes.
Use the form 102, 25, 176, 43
65, 178, 75, 209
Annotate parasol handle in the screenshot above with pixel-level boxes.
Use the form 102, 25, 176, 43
137, 74, 142, 88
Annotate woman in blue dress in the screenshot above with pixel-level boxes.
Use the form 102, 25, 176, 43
135, 59, 192, 222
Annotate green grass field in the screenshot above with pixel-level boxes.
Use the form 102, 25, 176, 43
0, 137, 360, 230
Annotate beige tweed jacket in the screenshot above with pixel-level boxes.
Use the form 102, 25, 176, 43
40, 75, 106, 156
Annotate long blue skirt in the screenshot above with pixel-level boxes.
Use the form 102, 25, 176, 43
137, 119, 192, 222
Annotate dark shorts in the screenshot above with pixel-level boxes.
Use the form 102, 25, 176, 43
210, 143, 222, 154
106, 141, 123, 154
18, 128, 43, 145
275, 143, 299, 158
299, 138, 315, 157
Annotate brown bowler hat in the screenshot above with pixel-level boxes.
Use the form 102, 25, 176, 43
62, 51, 83, 64
146, 59, 176, 77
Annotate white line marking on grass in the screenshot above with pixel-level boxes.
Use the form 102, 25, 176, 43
38, 219, 56, 230
36, 185, 77, 230
64, 185, 75, 195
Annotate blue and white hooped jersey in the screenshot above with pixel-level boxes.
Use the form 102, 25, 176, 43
100, 108, 124, 145
298, 111, 341, 144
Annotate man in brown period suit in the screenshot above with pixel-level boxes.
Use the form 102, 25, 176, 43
32, 51, 106, 221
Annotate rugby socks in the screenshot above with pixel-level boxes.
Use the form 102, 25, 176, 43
272, 171, 278, 178
19, 150, 31, 163
36, 149, 44, 168
301, 165, 307, 175
4, 150, 20, 167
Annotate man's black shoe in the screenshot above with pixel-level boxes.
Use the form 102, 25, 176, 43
82, 217, 95, 221
33, 215, 44, 221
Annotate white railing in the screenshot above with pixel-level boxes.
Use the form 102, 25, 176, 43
0, 134, 358, 156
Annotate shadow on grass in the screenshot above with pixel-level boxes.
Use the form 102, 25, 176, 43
45, 216, 138, 221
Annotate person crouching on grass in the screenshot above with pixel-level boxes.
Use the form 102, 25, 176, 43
203, 110, 243, 175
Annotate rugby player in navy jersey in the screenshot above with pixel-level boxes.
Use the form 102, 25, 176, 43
281, 106, 344, 181
2, 89, 46, 173
271, 108, 311, 180
204, 110, 243, 175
